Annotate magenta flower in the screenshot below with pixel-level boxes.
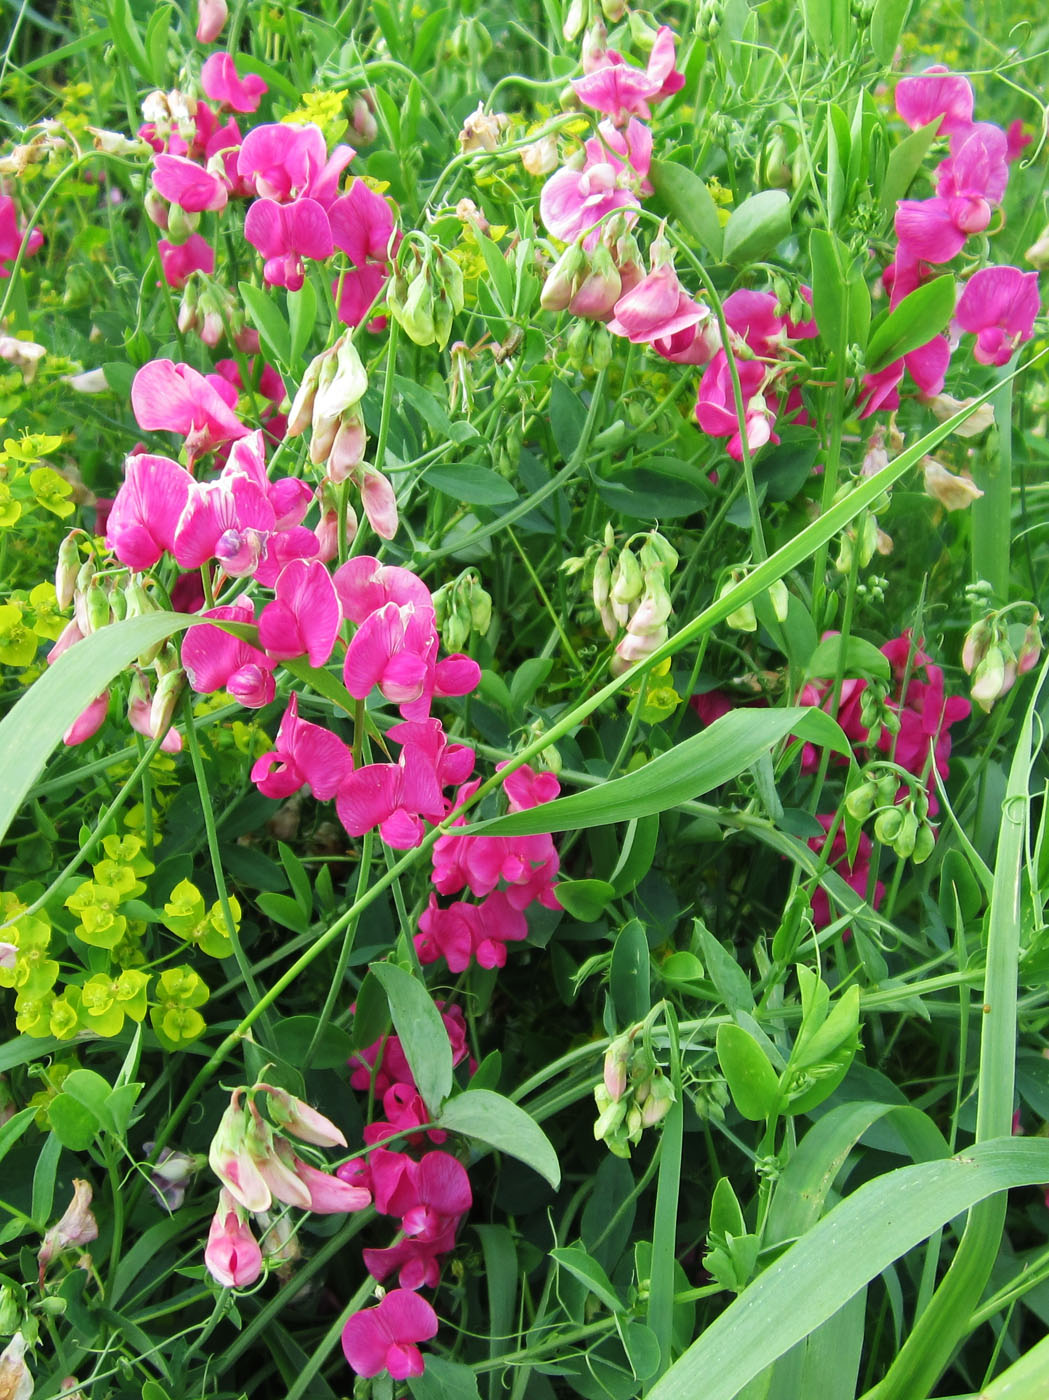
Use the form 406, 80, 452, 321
894, 66, 974, 136
334, 555, 432, 622
329, 178, 398, 325
336, 718, 473, 849
182, 600, 277, 708
807, 816, 884, 932
251, 692, 353, 800
416, 889, 527, 971
132, 359, 249, 463
205, 1189, 263, 1288
200, 51, 267, 113
174, 473, 275, 575
289, 1155, 372, 1213
342, 601, 437, 706
244, 197, 334, 290
696, 354, 779, 459
158, 233, 215, 288
106, 453, 193, 569
571, 25, 684, 124
152, 153, 229, 212
0, 194, 44, 276
955, 265, 1040, 365
342, 1289, 438, 1379
258, 558, 342, 665
63, 692, 110, 747
236, 122, 354, 207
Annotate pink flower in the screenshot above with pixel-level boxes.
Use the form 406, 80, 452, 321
174, 472, 276, 575
158, 233, 215, 287
416, 889, 528, 971
258, 558, 342, 665
200, 51, 267, 113
571, 25, 684, 124
350, 1004, 470, 1096
894, 67, 974, 136
131, 359, 249, 463
182, 599, 277, 707
0, 194, 44, 276
328, 179, 398, 325
251, 692, 353, 799
696, 354, 779, 459
38, 1180, 99, 1280
290, 1156, 371, 1213
954, 265, 1040, 365
63, 692, 109, 746
236, 123, 354, 207
540, 119, 651, 247
334, 555, 432, 621
195, 0, 227, 42
341, 1289, 439, 1379
205, 1189, 263, 1288
106, 453, 194, 569
244, 197, 334, 290
608, 258, 710, 344
152, 153, 229, 212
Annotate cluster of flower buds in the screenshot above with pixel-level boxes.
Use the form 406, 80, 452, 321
845, 765, 936, 863
387, 238, 465, 349
594, 1014, 675, 1158
541, 218, 643, 323
590, 526, 679, 674
431, 569, 492, 652
832, 482, 892, 574
717, 567, 789, 635
176, 273, 251, 349
205, 1083, 369, 1289
962, 605, 1042, 712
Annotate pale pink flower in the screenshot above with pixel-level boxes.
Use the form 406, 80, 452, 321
195, 0, 227, 42
540, 117, 651, 247
200, 51, 267, 114
205, 1189, 263, 1287
174, 473, 275, 575
571, 24, 684, 124
341, 1289, 439, 1379
608, 258, 710, 344
38, 1180, 99, 1280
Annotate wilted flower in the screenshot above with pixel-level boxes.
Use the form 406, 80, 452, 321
38, 1179, 99, 1281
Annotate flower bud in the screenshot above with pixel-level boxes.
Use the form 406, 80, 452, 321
85, 582, 112, 634
603, 1036, 631, 1102
768, 578, 789, 622
286, 351, 324, 438
0, 1332, 33, 1400
314, 335, 367, 423
541, 240, 587, 313
1026, 224, 1049, 270
350, 94, 378, 145
521, 134, 558, 177
893, 807, 918, 860
971, 647, 1006, 712
844, 780, 877, 823
563, 0, 589, 41
568, 241, 622, 321
1018, 621, 1042, 675
149, 668, 185, 737
38, 1180, 99, 1282
873, 805, 903, 846
962, 617, 992, 674
55, 533, 80, 610
610, 547, 643, 624
912, 821, 936, 865
718, 574, 757, 632
264, 1085, 347, 1148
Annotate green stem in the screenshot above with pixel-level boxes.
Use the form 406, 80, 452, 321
970, 371, 1014, 604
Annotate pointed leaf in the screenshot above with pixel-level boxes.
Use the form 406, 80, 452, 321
370, 963, 453, 1115
649, 159, 724, 260
436, 1088, 560, 1188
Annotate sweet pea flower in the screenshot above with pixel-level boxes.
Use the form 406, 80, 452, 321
0, 194, 44, 275
38, 1179, 99, 1280
894, 66, 974, 136
329, 178, 399, 326
158, 233, 215, 287
152, 152, 229, 212
257, 558, 342, 665
200, 51, 267, 114
205, 1189, 263, 1288
540, 118, 651, 247
696, 355, 779, 459
807, 815, 884, 932
350, 1003, 470, 1096
244, 196, 334, 290
237, 123, 354, 207
132, 359, 249, 463
106, 453, 194, 569
341, 1289, 439, 1379
251, 692, 353, 800
334, 555, 432, 622
571, 25, 684, 124
182, 599, 277, 707
195, 0, 227, 42
954, 265, 1040, 365
63, 691, 110, 746
607, 255, 711, 345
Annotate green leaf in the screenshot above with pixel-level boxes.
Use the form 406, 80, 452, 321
551, 1243, 624, 1313
257, 892, 312, 935
0, 614, 197, 850
709, 1176, 747, 1238
880, 119, 941, 215
716, 1024, 782, 1121
0, 1106, 38, 1166
649, 159, 724, 260
722, 191, 791, 265
870, 0, 913, 63
697, 924, 755, 1013
469, 708, 851, 837
408, 1357, 482, 1400
977, 1330, 1049, 1398
810, 230, 845, 354
866, 276, 956, 374
646, 1139, 1049, 1400
557, 878, 616, 922
550, 377, 588, 461
798, 0, 850, 56
239, 281, 292, 366
609, 918, 650, 1026
48, 1093, 100, 1150
805, 634, 891, 682
436, 1088, 560, 1188
278, 842, 313, 917
274, 1016, 355, 1070
144, 4, 173, 87
424, 462, 517, 506
106, 0, 151, 78
370, 963, 453, 1114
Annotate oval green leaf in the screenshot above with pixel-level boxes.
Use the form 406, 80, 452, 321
716, 1024, 782, 1121
436, 1088, 561, 1189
